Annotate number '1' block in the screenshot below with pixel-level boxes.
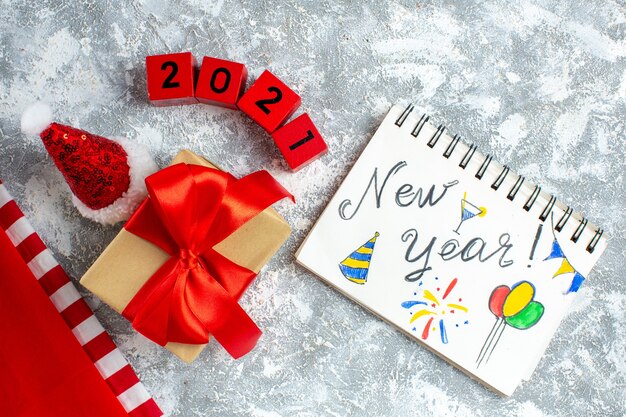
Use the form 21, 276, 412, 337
237, 70, 301, 133
146, 52, 197, 106
271, 113, 327, 171
195, 57, 247, 109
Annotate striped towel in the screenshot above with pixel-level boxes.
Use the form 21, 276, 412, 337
0, 180, 163, 417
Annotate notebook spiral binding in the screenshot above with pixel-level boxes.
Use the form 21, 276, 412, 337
395, 104, 603, 254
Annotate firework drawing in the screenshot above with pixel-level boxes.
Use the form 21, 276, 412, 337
401, 277, 469, 344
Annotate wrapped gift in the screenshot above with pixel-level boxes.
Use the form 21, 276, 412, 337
81, 150, 293, 363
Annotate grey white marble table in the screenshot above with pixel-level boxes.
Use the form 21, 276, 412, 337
1, 1, 624, 416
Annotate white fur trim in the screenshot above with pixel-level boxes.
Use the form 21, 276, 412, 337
21, 101, 53, 135
73, 138, 158, 225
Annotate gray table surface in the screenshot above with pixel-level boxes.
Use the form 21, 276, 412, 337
1, 1, 624, 416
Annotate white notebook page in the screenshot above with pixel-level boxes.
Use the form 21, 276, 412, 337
296, 104, 607, 396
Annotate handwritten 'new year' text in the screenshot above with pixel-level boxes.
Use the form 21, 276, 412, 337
338, 161, 459, 220
401, 228, 514, 281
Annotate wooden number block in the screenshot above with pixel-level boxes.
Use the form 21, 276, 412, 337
195, 57, 247, 109
237, 70, 301, 133
146, 52, 197, 106
271, 113, 327, 171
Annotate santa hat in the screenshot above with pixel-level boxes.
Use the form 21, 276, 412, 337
21, 102, 158, 225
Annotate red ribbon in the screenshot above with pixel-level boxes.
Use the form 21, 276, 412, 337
121, 163, 293, 359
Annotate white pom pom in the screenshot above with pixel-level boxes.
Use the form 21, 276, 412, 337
21, 101, 53, 136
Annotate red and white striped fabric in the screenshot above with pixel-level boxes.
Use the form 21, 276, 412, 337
0, 180, 163, 417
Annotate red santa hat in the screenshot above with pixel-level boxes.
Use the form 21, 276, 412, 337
21, 102, 158, 225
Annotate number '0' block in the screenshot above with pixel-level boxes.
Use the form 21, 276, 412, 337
272, 113, 327, 171
146, 52, 197, 106
237, 70, 301, 133
195, 57, 247, 109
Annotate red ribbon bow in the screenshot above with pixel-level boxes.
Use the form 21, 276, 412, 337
121, 163, 293, 359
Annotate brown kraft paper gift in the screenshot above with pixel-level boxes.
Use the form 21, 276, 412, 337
81, 149, 292, 363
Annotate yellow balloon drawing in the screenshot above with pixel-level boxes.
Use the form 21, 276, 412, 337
502, 281, 534, 317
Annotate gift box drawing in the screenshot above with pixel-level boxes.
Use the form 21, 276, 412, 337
81, 150, 293, 363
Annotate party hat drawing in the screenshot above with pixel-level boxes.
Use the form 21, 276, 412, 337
339, 232, 380, 285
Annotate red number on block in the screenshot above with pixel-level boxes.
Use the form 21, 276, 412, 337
146, 52, 197, 106
195, 57, 248, 109
237, 70, 301, 133
271, 113, 327, 171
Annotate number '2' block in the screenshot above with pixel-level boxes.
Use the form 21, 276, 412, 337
146, 52, 197, 106
195, 57, 247, 109
237, 70, 301, 133
271, 113, 327, 171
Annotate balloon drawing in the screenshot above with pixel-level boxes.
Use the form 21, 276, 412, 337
339, 232, 380, 285
453, 192, 487, 234
476, 281, 544, 367
401, 277, 469, 344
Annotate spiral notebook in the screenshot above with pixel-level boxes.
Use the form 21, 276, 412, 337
296, 104, 607, 396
